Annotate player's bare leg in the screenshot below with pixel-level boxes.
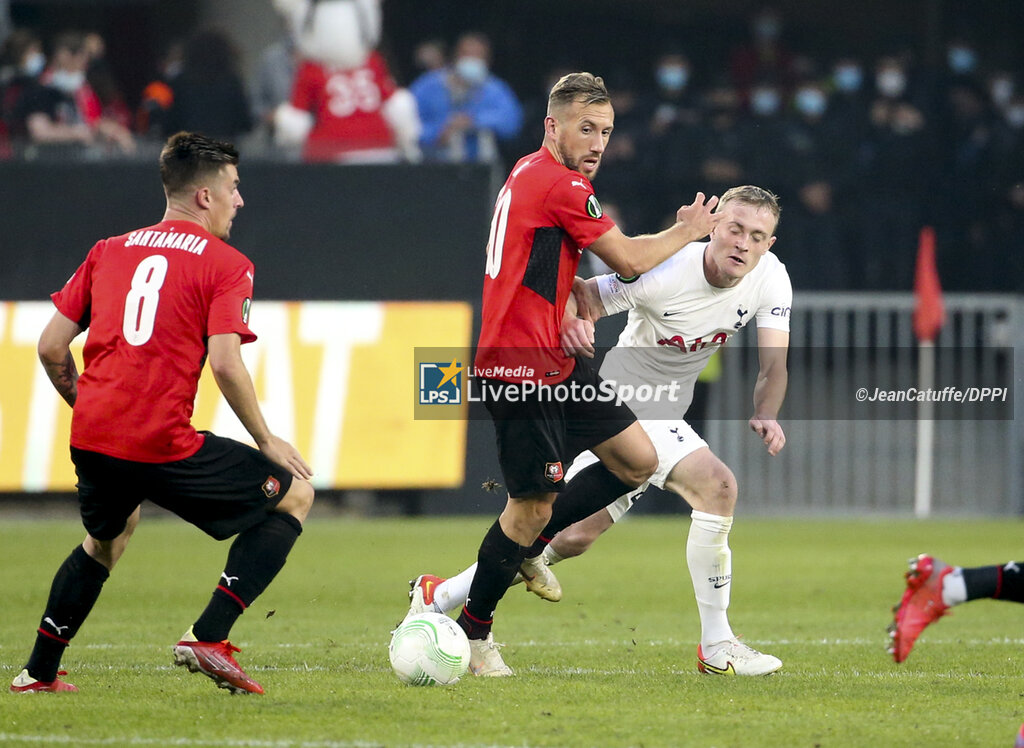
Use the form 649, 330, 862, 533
546, 508, 613, 560
664, 448, 780, 675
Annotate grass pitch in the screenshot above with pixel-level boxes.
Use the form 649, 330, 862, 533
2, 513, 1023, 747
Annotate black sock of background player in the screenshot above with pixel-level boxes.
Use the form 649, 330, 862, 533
192, 513, 302, 642
458, 520, 526, 640
26, 544, 110, 682
964, 562, 1024, 603
523, 463, 637, 558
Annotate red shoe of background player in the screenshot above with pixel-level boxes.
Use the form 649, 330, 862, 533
888, 554, 952, 663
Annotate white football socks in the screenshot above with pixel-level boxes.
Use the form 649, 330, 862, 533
942, 567, 967, 607
541, 544, 566, 566
434, 564, 476, 615
687, 510, 735, 648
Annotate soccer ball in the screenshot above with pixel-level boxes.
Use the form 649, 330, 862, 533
388, 612, 471, 686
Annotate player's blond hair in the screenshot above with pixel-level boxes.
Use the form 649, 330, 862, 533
719, 185, 781, 231
547, 73, 610, 117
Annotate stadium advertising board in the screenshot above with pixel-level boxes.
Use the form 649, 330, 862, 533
0, 300, 472, 492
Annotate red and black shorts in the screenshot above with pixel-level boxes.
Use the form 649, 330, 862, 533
480, 358, 636, 497
72, 432, 294, 541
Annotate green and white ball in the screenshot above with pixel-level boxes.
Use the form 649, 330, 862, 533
389, 613, 471, 686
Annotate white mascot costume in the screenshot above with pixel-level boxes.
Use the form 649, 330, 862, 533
273, 0, 421, 163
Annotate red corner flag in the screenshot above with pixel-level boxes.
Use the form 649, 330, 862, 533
913, 226, 945, 342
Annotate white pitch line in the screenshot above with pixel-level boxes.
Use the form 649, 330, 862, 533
0, 734, 520, 748
3, 635, 1024, 655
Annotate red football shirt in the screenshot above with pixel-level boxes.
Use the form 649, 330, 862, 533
475, 147, 615, 384
290, 52, 398, 162
52, 219, 257, 463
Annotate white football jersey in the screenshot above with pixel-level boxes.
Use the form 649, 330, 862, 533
595, 241, 792, 419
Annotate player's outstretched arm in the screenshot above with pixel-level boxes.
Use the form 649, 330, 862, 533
749, 327, 789, 456
208, 333, 313, 480
587, 193, 726, 278
38, 311, 83, 407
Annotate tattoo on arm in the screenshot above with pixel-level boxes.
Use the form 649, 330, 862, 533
43, 351, 78, 407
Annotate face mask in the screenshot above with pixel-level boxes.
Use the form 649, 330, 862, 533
795, 88, 827, 117
753, 18, 780, 40
750, 89, 780, 115
656, 65, 689, 92
455, 56, 488, 85
876, 70, 906, 98
1006, 106, 1024, 129
21, 51, 45, 77
947, 46, 977, 74
833, 65, 863, 93
164, 60, 183, 80
49, 69, 85, 93
990, 78, 1014, 107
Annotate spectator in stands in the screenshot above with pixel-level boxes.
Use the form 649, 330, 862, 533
251, 23, 296, 139
944, 37, 981, 86
729, 6, 797, 99
690, 78, 747, 198
14, 30, 134, 154
165, 29, 252, 142
773, 79, 851, 288
410, 31, 522, 163
985, 68, 1015, 116
642, 50, 701, 138
594, 71, 650, 230
412, 39, 446, 76
83, 31, 132, 132
739, 77, 788, 190
0, 28, 44, 149
136, 40, 183, 137
935, 78, 998, 285
855, 55, 931, 289
827, 55, 870, 145
975, 95, 1024, 291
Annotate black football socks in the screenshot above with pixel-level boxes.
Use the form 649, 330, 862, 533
964, 562, 1024, 603
192, 512, 302, 642
26, 544, 110, 682
458, 519, 526, 640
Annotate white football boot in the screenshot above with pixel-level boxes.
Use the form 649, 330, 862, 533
696, 639, 782, 676
468, 633, 514, 677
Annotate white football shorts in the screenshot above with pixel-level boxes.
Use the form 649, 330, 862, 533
565, 419, 709, 522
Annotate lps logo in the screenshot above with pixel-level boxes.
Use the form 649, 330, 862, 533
419, 360, 463, 404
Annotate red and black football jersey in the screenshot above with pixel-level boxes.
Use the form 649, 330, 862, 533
475, 148, 615, 383
52, 220, 256, 463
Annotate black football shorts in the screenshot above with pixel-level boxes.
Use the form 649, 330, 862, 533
481, 358, 636, 497
72, 432, 294, 541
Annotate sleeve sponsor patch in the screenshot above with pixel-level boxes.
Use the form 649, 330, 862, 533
586, 194, 603, 219
241, 297, 251, 325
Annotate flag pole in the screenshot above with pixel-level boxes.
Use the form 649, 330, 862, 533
912, 226, 945, 518
914, 339, 936, 517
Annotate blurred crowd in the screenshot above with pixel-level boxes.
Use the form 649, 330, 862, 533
0, 6, 1022, 291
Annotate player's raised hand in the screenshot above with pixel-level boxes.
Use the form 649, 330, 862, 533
560, 317, 596, 359
676, 192, 726, 239
259, 435, 314, 480
748, 417, 786, 456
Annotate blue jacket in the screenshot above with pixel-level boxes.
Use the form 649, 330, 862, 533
410, 69, 523, 161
